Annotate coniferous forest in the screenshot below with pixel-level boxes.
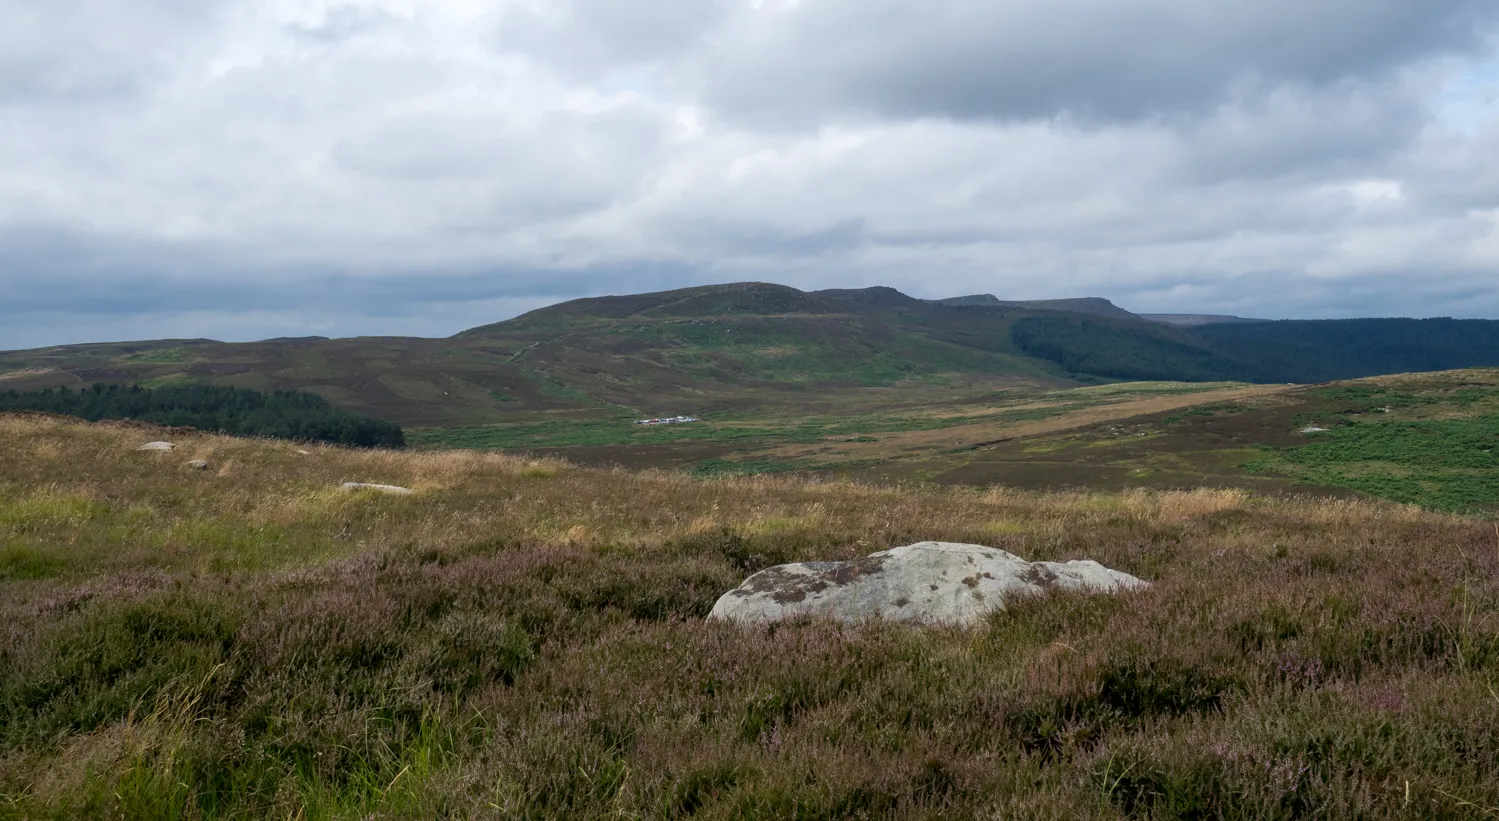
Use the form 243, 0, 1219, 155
0, 383, 404, 447
1011, 315, 1499, 383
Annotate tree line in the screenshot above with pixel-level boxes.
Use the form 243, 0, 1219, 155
1011, 316, 1499, 384
0, 383, 404, 448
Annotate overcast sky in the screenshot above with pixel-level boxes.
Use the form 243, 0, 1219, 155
4, 0, 1499, 349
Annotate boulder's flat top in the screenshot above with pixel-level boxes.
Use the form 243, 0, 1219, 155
709, 541, 1147, 626
340, 482, 414, 495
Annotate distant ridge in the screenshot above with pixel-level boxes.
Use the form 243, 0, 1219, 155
1138, 314, 1268, 327
932, 295, 1141, 321
8, 281, 1499, 430
932, 295, 1267, 327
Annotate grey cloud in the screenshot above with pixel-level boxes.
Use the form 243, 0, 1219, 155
1399, 119, 1499, 211
0, 225, 697, 326
653, 216, 870, 259
0, 300, 556, 351
329, 106, 666, 223
1170, 82, 1427, 183
1114, 268, 1499, 320
285, 5, 398, 45
2, 1, 1499, 349
0, 0, 226, 106
691, 0, 1497, 124
496, 0, 734, 77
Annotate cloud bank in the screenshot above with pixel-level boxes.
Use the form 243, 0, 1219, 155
3, 0, 1498, 347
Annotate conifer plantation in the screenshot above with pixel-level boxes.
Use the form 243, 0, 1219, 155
0, 384, 403, 448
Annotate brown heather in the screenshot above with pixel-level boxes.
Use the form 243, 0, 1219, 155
1, 412, 1498, 819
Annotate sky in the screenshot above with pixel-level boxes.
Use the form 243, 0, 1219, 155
4, 0, 1499, 349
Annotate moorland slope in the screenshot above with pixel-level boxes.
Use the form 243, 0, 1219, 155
417, 368, 1499, 516
832, 368, 1499, 511
2, 414, 1497, 818
7, 282, 1499, 433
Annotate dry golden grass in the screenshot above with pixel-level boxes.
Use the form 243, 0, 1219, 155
0, 368, 61, 383
762, 384, 1293, 463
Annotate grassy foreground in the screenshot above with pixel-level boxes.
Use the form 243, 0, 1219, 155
2, 413, 1499, 819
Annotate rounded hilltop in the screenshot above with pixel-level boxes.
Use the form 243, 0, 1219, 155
459, 282, 841, 335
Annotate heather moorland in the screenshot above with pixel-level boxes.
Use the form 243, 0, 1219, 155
2, 412, 1498, 818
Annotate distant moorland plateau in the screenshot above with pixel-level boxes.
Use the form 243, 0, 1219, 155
5, 281, 1499, 509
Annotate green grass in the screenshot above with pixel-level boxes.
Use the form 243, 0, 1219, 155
689, 458, 813, 477
615, 321, 1023, 387
1247, 415, 1499, 511
409, 411, 984, 451
133, 374, 198, 389
118, 348, 195, 364
538, 379, 601, 404
1229, 379, 1499, 511
1315, 384, 1496, 409
415, 385, 1240, 453
0, 480, 412, 581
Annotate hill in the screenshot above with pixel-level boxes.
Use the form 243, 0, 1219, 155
0, 283, 1079, 430
3, 412, 1497, 818
1139, 313, 1267, 326
932, 297, 1266, 327
932, 294, 1142, 320
7, 282, 1499, 445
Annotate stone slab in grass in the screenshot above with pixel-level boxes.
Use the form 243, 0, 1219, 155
709, 541, 1147, 626
340, 482, 415, 496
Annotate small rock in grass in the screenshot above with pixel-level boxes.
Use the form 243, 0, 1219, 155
709, 541, 1147, 626
296, 449, 312, 455
184, 460, 211, 470
137, 441, 175, 451
340, 482, 414, 496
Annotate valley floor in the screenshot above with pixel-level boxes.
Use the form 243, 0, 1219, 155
414, 369, 1499, 514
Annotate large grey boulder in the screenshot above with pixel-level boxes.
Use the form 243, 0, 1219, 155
340, 482, 414, 496
708, 541, 1147, 626
137, 441, 175, 451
